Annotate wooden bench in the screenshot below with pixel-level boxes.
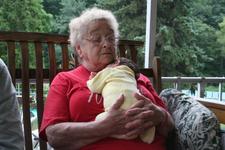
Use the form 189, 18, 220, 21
1, 31, 224, 150
0, 31, 161, 150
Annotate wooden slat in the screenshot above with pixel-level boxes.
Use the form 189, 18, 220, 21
152, 56, 162, 94
7, 41, 16, 85
118, 44, 126, 57
61, 43, 69, 70
119, 39, 144, 46
129, 45, 137, 64
0, 31, 68, 43
34, 42, 44, 129
20, 42, 33, 150
48, 43, 57, 83
34, 42, 47, 150
15, 68, 63, 79
0, 31, 143, 45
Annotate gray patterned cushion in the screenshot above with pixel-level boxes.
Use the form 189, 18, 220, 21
160, 88, 221, 150
222, 130, 225, 150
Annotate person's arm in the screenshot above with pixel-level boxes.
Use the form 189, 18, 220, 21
156, 107, 174, 137
46, 95, 129, 150
46, 121, 107, 150
0, 59, 24, 150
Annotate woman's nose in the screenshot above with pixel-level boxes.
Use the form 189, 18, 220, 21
102, 39, 111, 48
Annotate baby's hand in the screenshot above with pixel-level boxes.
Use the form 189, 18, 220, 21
89, 72, 97, 79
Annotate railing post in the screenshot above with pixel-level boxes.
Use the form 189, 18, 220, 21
176, 77, 181, 90
219, 82, 222, 101
173, 82, 177, 89
197, 78, 205, 98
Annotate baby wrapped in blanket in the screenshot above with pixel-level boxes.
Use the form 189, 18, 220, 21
87, 57, 155, 144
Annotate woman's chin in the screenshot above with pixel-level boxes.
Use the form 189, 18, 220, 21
101, 55, 115, 63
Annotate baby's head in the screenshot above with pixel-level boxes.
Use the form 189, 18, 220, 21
108, 57, 140, 78
118, 57, 139, 74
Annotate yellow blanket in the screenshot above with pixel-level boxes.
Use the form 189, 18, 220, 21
87, 65, 155, 144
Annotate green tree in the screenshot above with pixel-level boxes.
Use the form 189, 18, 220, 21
43, 0, 62, 17
156, 0, 224, 76
0, 0, 53, 68
96, 0, 146, 41
53, 0, 97, 34
216, 17, 225, 76
191, 0, 225, 29
0, 0, 52, 32
190, 0, 225, 76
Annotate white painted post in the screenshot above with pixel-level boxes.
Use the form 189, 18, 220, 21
145, 0, 157, 68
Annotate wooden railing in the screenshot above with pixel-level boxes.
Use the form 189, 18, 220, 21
162, 76, 225, 125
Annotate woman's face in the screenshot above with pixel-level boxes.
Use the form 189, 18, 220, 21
76, 19, 117, 72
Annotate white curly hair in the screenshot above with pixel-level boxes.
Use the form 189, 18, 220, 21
69, 7, 119, 48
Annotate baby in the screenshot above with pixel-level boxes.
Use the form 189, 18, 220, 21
87, 57, 155, 144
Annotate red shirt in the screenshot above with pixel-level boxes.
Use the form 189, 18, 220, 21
40, 65, 167, 150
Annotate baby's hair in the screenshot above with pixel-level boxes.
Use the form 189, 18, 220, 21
118, 57, 140, 78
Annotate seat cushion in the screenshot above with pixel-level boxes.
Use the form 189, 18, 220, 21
160, 88, 221, 150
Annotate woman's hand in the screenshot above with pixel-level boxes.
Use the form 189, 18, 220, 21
101, 92, 174, 138
124, 93, 167, 138
99, 94, 131, 136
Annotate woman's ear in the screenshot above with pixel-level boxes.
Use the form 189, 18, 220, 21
75, 44, 83, 58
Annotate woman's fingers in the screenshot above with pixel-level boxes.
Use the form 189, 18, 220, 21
125, 110, 153, 127
133, 92, 148, 101
125, 121, 154, 138
129, 99, 145, 109
125, 119, 143, 129
111, 94, 125, 110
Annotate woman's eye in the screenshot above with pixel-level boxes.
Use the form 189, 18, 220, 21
108, 37, 115, 42
91, 35, 101, 42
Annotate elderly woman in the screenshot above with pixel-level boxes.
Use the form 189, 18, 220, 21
39, 7, 174, 150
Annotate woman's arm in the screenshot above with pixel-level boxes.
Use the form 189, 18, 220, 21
46, 121, 108, 150
156, 107, 174, 137
46, 95, 129, 150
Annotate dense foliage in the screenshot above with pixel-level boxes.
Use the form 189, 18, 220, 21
0, 0, 52, 67
0, 0, 225, 76
0, 0, 52, 32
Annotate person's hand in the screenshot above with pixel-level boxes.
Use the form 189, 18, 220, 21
124, 93, 166, 138
99, 95, 130, 136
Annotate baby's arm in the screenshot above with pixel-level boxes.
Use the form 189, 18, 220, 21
87, 68, 111, 93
